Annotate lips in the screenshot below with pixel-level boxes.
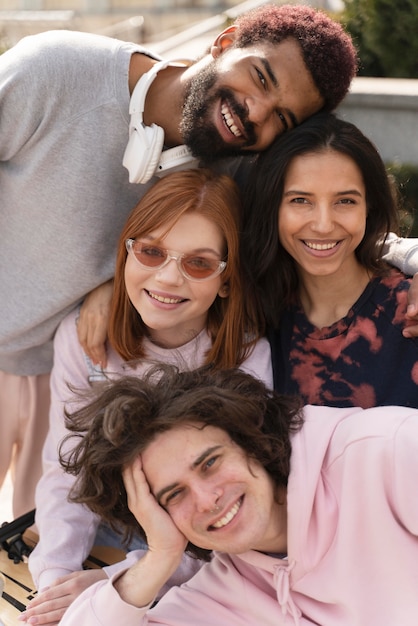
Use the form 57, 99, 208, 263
210, 497, 242, 530
147, 290, 186, 304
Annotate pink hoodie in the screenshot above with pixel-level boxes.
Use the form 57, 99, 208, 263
60, 404, 418, 625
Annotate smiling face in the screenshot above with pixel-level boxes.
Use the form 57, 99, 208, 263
124, 212, 227, 348
181, 38, 324, 162
141, 423, 286, 554
278, 149, 368, 282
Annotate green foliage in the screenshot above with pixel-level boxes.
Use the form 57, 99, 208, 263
388, 163, 418, 237
341, 0, 418, 77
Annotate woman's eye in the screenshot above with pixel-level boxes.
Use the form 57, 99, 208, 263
143, 246, 165, 258
290, 197, 308, 204
187, 257, 212, 269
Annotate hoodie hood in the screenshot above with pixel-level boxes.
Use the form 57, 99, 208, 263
286, 404, 365, 581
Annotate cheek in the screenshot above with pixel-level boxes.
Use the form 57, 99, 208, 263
124, 258, 147, 290
169, 504, 194, 536
192, 280, 222, 309
278, 212, 296, 251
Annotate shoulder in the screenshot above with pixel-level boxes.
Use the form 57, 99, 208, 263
3, 30, 148, 84
375, 269, 411, 295
304, 404, 418, 461
9, 30, 129, 58
369, 270, 411, 319
240, 336, 273, 389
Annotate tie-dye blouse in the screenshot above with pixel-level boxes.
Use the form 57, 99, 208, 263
270, 269, 418, 408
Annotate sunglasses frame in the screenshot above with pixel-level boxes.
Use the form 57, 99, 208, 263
125, 239, 227, 282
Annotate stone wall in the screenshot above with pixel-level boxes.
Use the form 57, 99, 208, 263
337, 77, 418, 167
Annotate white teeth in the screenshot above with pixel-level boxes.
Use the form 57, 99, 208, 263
148, 291, 183, 304
211, 500, 241, 529
305, 241, 338, 251
221, 104, 242, 138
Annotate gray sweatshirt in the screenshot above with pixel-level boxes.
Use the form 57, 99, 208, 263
0, 30, 160, 375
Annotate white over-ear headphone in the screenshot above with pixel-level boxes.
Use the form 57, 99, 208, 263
123, 59, 199, 184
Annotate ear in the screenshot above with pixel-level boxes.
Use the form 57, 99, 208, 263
218, 283, 230, 298
211, 25, 237, 58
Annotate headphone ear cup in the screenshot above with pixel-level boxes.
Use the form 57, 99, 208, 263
123, 122, 165, 184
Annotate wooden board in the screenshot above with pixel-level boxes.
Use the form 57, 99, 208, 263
0, 530, 125, 626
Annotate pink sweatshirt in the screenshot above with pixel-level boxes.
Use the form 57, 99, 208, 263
60, 404, 418, 625
29, 308, 273, 590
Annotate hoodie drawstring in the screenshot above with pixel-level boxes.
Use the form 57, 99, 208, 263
273, 560, 301, 625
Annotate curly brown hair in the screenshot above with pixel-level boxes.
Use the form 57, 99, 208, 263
60, 365, 303, 560
234, 4, 358, 112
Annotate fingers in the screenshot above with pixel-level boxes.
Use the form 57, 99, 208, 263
76, 280, 114, 367
123, 456, 149, 506
77, 313, 108, 367
123, 457, 188, 556
19, 570, 106, 625
19, 594, 70, 625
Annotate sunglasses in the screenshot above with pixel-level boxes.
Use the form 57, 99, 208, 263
125, 239, 227, 282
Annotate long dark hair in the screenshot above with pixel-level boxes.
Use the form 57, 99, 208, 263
241, 112, 400, 329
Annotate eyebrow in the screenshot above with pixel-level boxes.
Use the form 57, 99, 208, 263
283, 189, 364, 197
139, 237, 223, 258
260, 58, 297, 131
155, 445, 223, 503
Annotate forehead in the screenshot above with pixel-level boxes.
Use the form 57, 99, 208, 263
146, 212, 225, 249
226, 39, 323, 124
285, 149, 364, 185
142, 424, 235, 487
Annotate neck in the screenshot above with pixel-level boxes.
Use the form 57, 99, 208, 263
128, 54, 195, 147
298, 260, 371, 329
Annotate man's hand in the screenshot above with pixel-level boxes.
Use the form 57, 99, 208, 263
403, 272, 418, 338
18, 569, 107, 625
77, 280, 114, 367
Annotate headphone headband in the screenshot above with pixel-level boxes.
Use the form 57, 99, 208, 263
123, 58, 198, 184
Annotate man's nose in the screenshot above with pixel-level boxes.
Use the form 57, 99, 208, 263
245, 94, 275, 127
195, 486, 221, 514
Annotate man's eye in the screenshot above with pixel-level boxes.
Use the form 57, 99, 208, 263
165, 489, 182, 504
256, 68, 266, 87
204, 456, 218, 470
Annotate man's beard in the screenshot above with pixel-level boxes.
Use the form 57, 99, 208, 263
180, 60, 256, 165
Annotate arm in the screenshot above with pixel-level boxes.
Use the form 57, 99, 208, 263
29, 309, 101, 591
58, 456, 188, 626
382, 233, 418, 277
392, 414, 418, 534
382, 233, 418, 336
22, 549, 203, 626
239, 336, 273, 389
76, 280, 114, 368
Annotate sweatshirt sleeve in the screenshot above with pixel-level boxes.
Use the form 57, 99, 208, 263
59, 569, 151, 626
239, 336, 273, 389
391, 414, 418, 534
382, 232, 418, 276
29, 309, 101, 590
